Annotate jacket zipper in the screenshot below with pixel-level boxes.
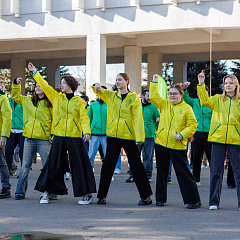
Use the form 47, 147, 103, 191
225, 98, 231, 143
166, 106, 174, 148
116, 101, 123, 138
31, 107, 38, 138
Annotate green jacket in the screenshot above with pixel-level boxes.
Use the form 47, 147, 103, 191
88, 100, 107, 135
0, 93, 12, 137
9, 98, 23, 130
183, 90, 212, 133
142, 103, 160, 138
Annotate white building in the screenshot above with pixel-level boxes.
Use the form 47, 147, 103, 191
0, 0, 239, 99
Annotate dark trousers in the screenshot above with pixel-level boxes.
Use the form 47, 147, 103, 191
192, 132, 212, 182
97, 137, 152, 199
5, 132, 24, 173
155, 144, 200, 204
210, 143, 240, 207
227, 159, 236, 187
35, 136, 96, 197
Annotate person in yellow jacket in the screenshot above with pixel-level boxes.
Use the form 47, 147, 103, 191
93, 73, 152, 205
197, 70, 240, 211
28, 63, 96, 205
150, 74, 201, 209
0, 79, 12, 199
13, 77, 53, 200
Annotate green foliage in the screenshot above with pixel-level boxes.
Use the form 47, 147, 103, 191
187, 61, 227, 97
230, 61, 240, 81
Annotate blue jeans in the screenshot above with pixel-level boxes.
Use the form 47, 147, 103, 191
137, 138, 155, 179
0, 147, 11, 189
88, 136, 107, 169
210, 143, 240, 208
15, 138, 51, 196
115, 152, 121, 170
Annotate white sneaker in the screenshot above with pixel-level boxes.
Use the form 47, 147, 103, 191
78, 194, 93, 205
114, 168, 121, 174
196, 182, 201, 187
65, 172, 71, 180
209, 205, 218, 210
40, 191, 49, 204
111, 176, 114, 182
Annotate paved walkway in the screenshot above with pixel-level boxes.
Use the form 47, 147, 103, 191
1, 157, 240, 239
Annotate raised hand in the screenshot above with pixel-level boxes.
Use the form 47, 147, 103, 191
198, 70, 205, 85
183, 81, 191, 90
152, 74, 158, 82
95, 83, 102, 93
16, 77, 22, 84
28, 62, 37, 73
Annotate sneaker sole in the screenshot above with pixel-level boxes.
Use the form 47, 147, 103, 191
78, 198, 93, 205
40, 200, 49, 204
209, 206, 218, 210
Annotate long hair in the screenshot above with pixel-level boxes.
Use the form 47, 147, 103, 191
32, 83, 52, 108
118, 73, 130, 92
222, 75, 240, 103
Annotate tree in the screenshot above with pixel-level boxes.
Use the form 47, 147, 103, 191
230, 60, 240, 81
187, 61, 227, 98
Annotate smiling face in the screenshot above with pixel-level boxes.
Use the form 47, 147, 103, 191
168, 88, 183, 104
60, 78, 72, 93
116, 74, 128, 91
224, 77, 236, 95
35, 83, 44, 96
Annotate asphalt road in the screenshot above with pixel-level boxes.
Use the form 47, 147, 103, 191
1, 157, 240, 240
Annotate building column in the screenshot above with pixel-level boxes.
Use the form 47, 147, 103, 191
124, 46, 142, 94
11, 59, 26, 94
173, 61, 187, 84
148, 53, 163, 87
86, 34, 106, 100
47, 65, 60, 88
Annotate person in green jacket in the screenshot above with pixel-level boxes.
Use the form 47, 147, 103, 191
126, 89, 160, 183
88, 86, 108, 170
197, 70, 240, 210
5, 97, 24, 176
183, 81, 212, 186
0, 80, 12, 199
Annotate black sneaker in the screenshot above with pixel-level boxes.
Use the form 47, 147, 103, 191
187, 201, 202, 209
97, 198, 107, 204
138, 197, 152, 206
125, 177, 134, 183
156, 201, 165, 206
0, 187, 11, 199
15, 194, 25, 200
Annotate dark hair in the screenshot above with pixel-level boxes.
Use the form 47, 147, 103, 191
101, 86, 107, 90
170, 84, 184, 95
118, 73, 130, 91
61, 75, 78, 92
32, 83, 52, 108
81, 95, 89, 102
55, 87, 61, 93
142, 89, 149, 96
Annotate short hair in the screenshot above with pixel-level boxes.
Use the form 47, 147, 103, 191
81, 95, 89, 102
142, 89, 149, 96
170, 84, 184, 95
61, 75, 79, 92
101, 86, 107, 90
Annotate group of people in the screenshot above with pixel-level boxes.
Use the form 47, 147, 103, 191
0, 63, 239, 211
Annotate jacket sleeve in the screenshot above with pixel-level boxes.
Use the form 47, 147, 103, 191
79, 99, 91, 136
91, 85, 114, 104
1, 96, 12, 137
179, 107, 198, 140
33, 71, 58, 104
153, 105, 160, 131
149, 81, 166, 110
132, 97, 145, 143
197, 83, 215, 110
11, 83, 28, 106
183, 90, 194, 107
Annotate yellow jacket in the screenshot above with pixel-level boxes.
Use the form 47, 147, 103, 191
197, 83, 240, 145
33, 71, 90, 138
12, 83, 52, 140
149, 82, 198, 150
0, 93, 12, 137
91, 86, 145, 143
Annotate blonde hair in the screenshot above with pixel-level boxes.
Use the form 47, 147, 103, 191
222, 75, 240, 103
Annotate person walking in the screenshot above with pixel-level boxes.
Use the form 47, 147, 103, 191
197, 70, 240, 210
150, 74, 201, 209
29, 63, 96, 205
93, 73, 152, 205
126, 89, 160, 183
12, 77, 53, 200
183, 81, 212, 186
0, 80, 12, 199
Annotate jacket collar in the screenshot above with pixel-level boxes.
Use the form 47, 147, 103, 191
115, 90, 133, 100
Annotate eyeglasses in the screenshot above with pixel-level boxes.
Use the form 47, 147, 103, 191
168, 92, 179, 96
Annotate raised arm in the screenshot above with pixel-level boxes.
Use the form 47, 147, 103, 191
91, 83, 114, 103
11, 78, 28, 106
182, 82, 194, 107
149, 74, 167, 110
28, 62, 58, 104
